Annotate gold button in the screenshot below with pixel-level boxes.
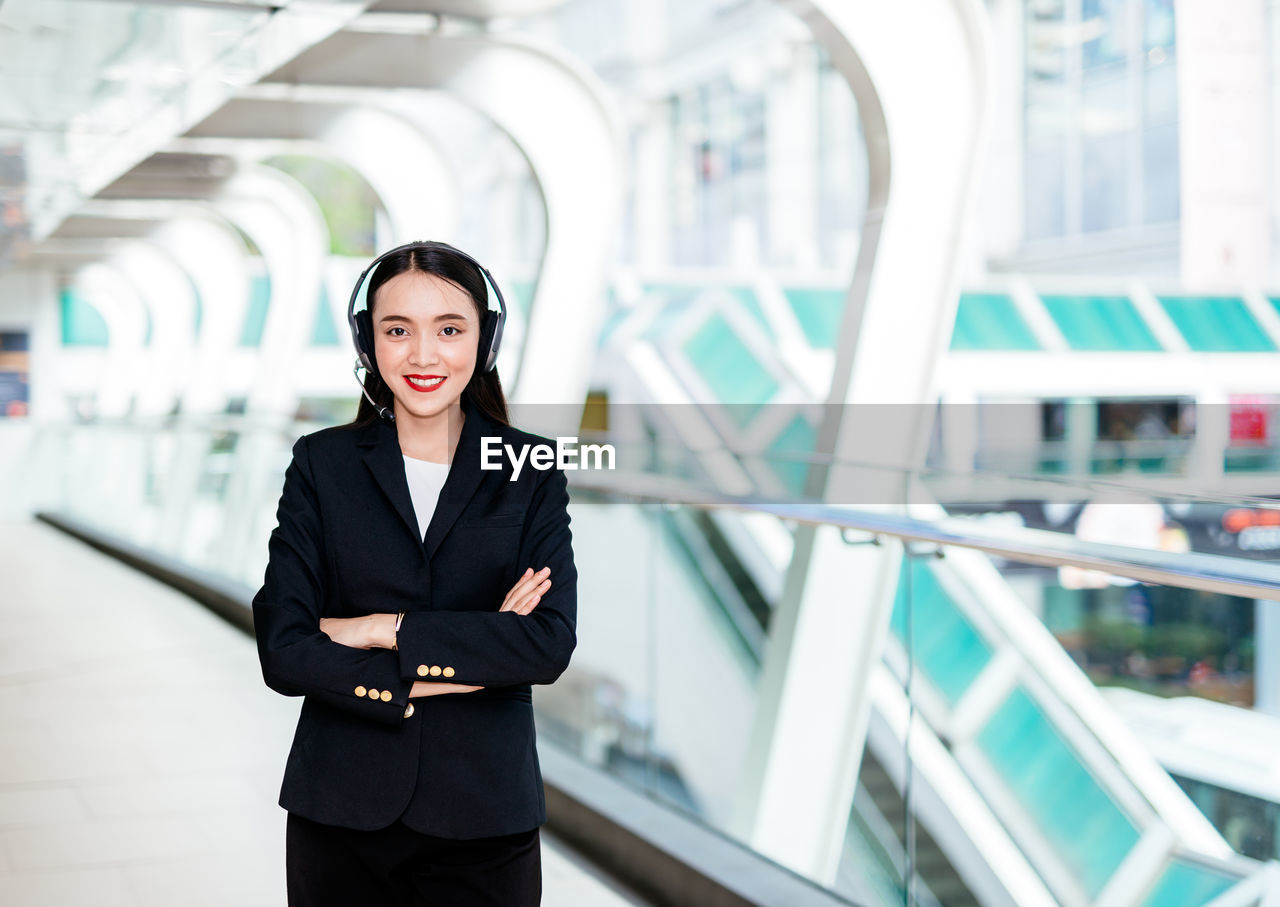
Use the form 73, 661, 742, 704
417, 665, 429, 677
442, 666, 455, 678
429, 665, 442, 677
380, 689, 392, 702
354, 685, 366, 698
368, 688, 380, 699
404, 703, 415, 718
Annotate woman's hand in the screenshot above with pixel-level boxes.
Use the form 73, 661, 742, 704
499, 567, 551, 615
319, 564, 549, 654
319, 614, 393, 649
410, 681, 483, 698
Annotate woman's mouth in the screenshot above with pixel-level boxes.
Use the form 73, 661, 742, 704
403, 375, 446, 392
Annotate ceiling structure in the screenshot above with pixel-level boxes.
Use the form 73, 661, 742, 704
0, 0, 379, 260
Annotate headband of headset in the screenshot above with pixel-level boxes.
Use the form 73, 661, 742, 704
346, 240, 507, 377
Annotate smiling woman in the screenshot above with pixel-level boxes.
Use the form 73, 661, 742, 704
349, 242, 510, 435
251, 241, 576, 907
371, 269, 481, 456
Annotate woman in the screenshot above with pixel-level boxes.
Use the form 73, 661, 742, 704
251, 242, 577, 906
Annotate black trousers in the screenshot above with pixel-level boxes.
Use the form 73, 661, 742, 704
286, 812, 542, 907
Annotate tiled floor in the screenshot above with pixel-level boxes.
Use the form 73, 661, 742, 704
0, 519, 650, 906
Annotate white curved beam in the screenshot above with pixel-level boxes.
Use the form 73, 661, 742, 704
205, 164, 330, 420
732, 0, 994, 887
185, 98, 458, 241
109, 242, 200, 419
264, 27, 626, 408
66, 262, 149, 420
148, 214, 255, 417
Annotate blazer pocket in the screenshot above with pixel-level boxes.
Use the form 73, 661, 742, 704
457, 511, 526, 529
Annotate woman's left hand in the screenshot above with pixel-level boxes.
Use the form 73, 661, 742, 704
319, 614, 394, 649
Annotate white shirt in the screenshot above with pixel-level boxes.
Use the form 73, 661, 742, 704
402, 454, 451, 541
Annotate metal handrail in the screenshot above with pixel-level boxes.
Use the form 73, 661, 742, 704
55, 414, 1280, 508
568, 471, 1280, 602
47, 416, 1280, 597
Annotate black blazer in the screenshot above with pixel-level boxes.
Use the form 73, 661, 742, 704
251, 393, 577, 838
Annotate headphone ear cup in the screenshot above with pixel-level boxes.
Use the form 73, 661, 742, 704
354, 309, 377, 374
477, 310, 498, 372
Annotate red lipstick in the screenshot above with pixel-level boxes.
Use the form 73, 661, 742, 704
403, 375, 446, 393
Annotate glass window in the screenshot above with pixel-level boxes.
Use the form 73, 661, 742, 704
1142, 123, 1180, 223
1023, 0, 1179, 241
1083, 0, 1131, 70
976, 685, 1141, 898
1027, 140, 1069, 240
1081, 133, 1129, 232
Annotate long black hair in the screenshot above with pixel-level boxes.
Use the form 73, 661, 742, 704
344, 244, 510, 429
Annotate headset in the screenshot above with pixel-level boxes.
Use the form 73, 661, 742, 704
347, 240, 508, 422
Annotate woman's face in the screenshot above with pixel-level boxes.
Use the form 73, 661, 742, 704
370, 269, 480, 422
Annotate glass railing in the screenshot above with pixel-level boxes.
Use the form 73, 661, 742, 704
27, 413, 1280, 906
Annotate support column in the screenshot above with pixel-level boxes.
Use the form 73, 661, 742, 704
731, 0, 991, 883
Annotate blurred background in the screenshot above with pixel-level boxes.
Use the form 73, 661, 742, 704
2, 0, 1280, 905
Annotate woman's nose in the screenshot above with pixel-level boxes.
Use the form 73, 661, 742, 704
408, 335, 439, 366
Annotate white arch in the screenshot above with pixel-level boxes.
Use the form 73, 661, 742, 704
108, 241, 200, 419
265, 25, 627, 409
65, 200, 261, 418
731, 0, 995, 886
207, 164, 330, 420
185, 98, 459, 242
68, 260, 150, 419
149, 213, 255, 417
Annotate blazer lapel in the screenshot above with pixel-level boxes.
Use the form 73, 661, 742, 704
356, 395, 495, 560
424, 396, 490, 560
359, 416, 422, 550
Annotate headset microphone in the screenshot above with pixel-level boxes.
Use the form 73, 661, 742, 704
347, 240, 509, 422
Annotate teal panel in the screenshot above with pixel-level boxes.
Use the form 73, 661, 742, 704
731, 285, 768, 331
640, 283, 702, 342
766, 413, 817, 496
309, 284, 341, 347
59, 289, 110, 347
681, 312, 778, 423
644, 283, 764, 338
1139, 859, 1237, 907
951, 293, 1041, 351
783, 287, 843, 348
889, 558, 992, 705
1041, 294, 1163, 351
977, 686, 1140, 898
1158, 295, 1276, 352
238, 274, 271, 348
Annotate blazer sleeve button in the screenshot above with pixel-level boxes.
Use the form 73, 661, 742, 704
442, 667, 455, 678
380, 689, 392, 702
368, 688, 380, 699
429, 665, 442, 677
403, 703, 415, 718
354, 686, 367, 697
417, 665, 429, 677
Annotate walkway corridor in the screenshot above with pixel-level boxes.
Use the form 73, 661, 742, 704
0, 519, 650, 906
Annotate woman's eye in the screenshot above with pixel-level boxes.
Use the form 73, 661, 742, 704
387, 327, 406, 336
441, 325, 460, 336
